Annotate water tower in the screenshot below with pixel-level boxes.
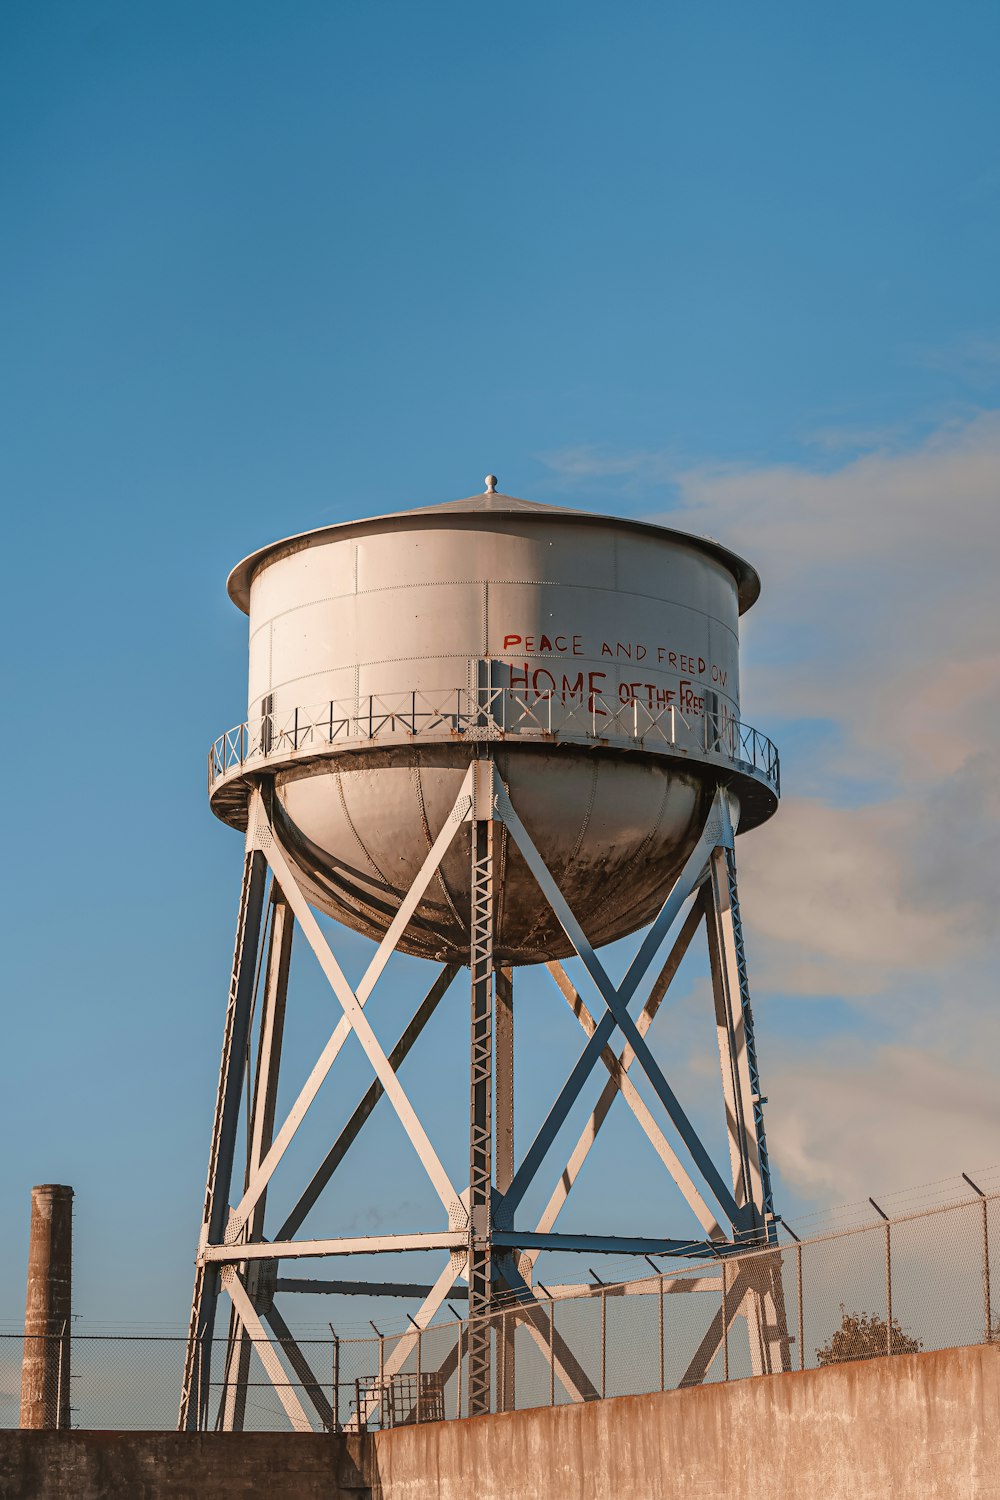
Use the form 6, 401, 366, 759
180, 480, 790, 1431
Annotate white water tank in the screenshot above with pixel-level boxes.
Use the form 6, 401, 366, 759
209, 486, 778, 963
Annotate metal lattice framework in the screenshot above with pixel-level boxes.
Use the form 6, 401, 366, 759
467, 758, 496, 1413
180, 744, 790, 1432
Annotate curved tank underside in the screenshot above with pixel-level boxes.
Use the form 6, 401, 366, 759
265, 742, 717, 964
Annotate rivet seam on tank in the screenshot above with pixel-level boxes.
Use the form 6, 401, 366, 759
336, 777, 390, 883
412, 764, 465, 928
570, 761, 600, 863
250, 586, 741, 643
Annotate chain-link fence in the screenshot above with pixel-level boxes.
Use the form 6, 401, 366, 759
3, 1188, 996, 1432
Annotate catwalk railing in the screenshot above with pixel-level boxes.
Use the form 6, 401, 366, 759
2, 1185, 996, 1431
207, 687, 780, 795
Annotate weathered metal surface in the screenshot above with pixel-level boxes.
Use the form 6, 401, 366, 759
271, 744, 708, 963
212, 493, 775, 963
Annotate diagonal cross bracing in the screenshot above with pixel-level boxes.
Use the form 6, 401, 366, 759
275, 964, 459, 1242
541, 907, 725, 1243
229, 780, 476, 1236
227, 782, 473, 1236
222, 1270, 312, 1432
497, 780, 744, 1231
527, 910, 710, 1265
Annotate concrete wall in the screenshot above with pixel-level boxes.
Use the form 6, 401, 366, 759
0, 1343, 996, 1499
369, 1342, 1000, 1500
0, 1430, 369, 1500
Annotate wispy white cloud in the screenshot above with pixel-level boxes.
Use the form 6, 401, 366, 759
736, 795, 981, 998
547, 413, 1000, 1204
662, 412, 1000, 976
769, 1038, 1000, 1205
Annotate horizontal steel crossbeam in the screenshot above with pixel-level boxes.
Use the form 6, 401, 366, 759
202, 1232, 467, 1262
274, 1277, 469, 1299
493, 1231, 725, 1258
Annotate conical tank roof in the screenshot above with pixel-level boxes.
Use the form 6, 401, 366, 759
226, 483, 760, 613
392, 489, 588, 517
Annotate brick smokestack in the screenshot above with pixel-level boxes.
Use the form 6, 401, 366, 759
20, 1184, 73, 1429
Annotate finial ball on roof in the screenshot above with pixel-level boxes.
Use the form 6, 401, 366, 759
485, 475, 498, 493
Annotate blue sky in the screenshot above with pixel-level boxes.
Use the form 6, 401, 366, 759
2, 1, 999, 1346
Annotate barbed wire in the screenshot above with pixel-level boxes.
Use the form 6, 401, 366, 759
4, 1178, 996, 1348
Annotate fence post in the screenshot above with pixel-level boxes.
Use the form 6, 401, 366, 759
985, 1200, 993, 1342
722, 1261, 730, 1381
963, 1175, 992, 1342
549, 1300, 555, 1407
659, 1275, 665, 1392
601, 1287, 607, 1399
195, 1332, 203, 1431
416, 1327, 422, 1424
330, 1326, 339, 1432
870, 1199, 892, 1354
797, 1244, 804, 1372
456, 1321, 463, 1420
501, 1309, 509, 1412
887, 1223, 893, 1353
55, 1322, 66, 1429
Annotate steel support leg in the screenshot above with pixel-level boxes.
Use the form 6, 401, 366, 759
723, 846, 775, 1222
704, 833, 789, 1375
180, 848, 267, 1431
220, 889, 293, 1431
467, 758, 495, 1416
705, 847, 766, 1227
496, 966, 515, 1411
